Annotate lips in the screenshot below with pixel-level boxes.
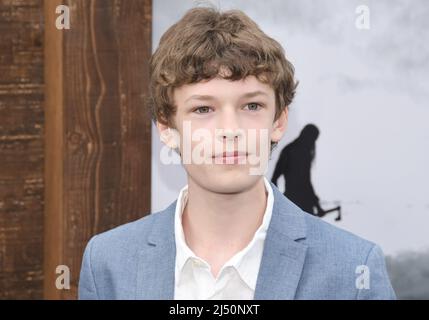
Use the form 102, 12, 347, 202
212, 151, 248, 158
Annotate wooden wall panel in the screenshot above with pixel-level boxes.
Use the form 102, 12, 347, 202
0, 0, 44, 299
44, 0, 152, 299
0, 0, 152, 299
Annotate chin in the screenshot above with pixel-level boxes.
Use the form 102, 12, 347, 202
203, 170, 261, 194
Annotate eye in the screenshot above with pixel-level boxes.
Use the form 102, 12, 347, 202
193, 106, 213, 114
244, 102, 263, 111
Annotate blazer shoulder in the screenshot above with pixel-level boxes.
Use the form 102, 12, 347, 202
295, 212, 395, 299
78, 207, 174, 300
88, 205, 173, 252
302, 212, 377, 259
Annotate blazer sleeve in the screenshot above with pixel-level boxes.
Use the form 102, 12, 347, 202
78, 235, 99, 300
356, 244, 397, 300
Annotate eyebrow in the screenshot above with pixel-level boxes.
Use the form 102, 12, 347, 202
184, 90, 269, 103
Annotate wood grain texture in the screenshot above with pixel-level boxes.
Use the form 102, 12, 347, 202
44, 0, 152, 299
0, 0, 44, 299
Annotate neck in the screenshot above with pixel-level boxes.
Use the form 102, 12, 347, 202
181, 177, 268, 261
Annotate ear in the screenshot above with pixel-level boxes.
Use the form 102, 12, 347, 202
156, 121, 179, 149
270, 108, 288, 143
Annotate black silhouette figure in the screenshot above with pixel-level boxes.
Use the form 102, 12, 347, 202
271, 124, 341, 221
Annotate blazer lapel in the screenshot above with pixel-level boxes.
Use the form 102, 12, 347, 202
136, 201, 177, 299
254, 182, 308, 300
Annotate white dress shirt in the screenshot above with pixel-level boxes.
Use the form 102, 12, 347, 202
174, 177, 274, 300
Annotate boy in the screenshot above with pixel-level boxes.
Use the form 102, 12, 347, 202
78, 6, 396, 300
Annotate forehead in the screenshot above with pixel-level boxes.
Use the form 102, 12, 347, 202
173, 75, 275, 103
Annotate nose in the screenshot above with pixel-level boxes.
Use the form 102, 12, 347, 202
215, 108, 245, 144
217, 128, 243, 142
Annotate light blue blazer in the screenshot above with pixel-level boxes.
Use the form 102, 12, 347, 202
78, 181, 396, 300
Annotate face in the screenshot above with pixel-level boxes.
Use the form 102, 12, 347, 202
157, 73, 288, 194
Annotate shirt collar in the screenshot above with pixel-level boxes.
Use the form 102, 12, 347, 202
174, 176, 274, 290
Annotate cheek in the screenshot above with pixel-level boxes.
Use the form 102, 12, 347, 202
246, 125, 272, 148
243, 113, 273, 132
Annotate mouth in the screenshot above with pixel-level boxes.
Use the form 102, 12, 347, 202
212, 151, 248, 164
